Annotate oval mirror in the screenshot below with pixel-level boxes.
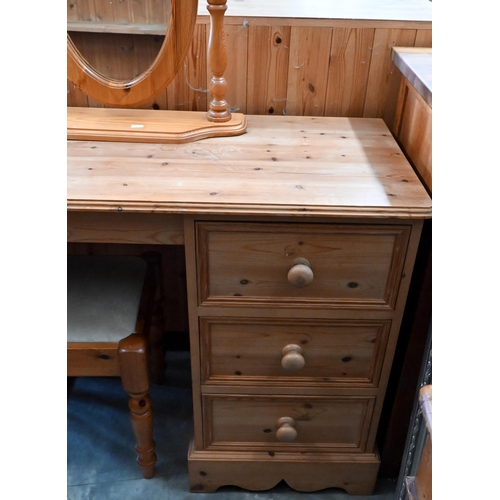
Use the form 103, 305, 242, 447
67, 0, 172, 83
67, 0, 198, 107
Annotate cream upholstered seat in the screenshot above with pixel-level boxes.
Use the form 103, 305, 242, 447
68, 256, 148, 343
67, 255, 157, 478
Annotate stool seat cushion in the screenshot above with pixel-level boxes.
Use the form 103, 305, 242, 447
67, 255, 148, 343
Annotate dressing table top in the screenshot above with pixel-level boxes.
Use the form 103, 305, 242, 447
67, 115, 431, 219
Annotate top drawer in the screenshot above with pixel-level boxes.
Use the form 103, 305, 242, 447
196, 222, 411, 309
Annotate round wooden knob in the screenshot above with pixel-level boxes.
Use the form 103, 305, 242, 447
281, 344, 305, 372
276, 417, 297, 442
287, 258, 313, 288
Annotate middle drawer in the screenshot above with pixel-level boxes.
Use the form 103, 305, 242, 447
200, 317, 391, 388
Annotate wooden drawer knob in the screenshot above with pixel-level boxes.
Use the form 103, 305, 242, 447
276, 417, 297, 442
287, 258, 313, 288
281, 344, 305, 372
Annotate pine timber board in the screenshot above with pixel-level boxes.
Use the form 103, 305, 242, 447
67, 115, 431, 219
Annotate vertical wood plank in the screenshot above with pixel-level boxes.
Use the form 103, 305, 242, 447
67, 79, 89, 107
247, 25, 291, 115
167, 24, 208, 111
68, 31, 105, 107
141, 88, 168, 110
187, 23, 209, 111
363, 28, 416, 118
74, 0, 96, 22
67, 31, 94, 73
325, 27, 375, 117
115, 34, 140, 80
415, 29, 432, 47
132, 34, 164, 79
130, 0, 149, 24
112, 0, 131, 23
148, 0, 170, 24
183, 216, 204, 450
386, 73, 406, 136
134, 35, 167, 108
398, 87, 432, 192
285, 27, 333, 116
67, 0, 79, 22
94, 0, 115, 22
220, 23, 249, 114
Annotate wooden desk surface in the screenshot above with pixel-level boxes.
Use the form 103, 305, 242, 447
67, 115, 431, 219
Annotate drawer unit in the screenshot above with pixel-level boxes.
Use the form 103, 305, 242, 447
200, 317, 391, 387
187, 216, 424, 494
202, 394, 376, 453
196, 222, 411, 309
68, 114, 431, 495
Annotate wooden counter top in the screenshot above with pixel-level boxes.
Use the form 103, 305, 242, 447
392, 47, 432, 107
67, 115, 431, 219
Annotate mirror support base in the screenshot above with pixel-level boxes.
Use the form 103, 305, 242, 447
67, 107, 247, 144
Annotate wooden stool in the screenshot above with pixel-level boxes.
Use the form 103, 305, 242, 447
67, 255, 157, 478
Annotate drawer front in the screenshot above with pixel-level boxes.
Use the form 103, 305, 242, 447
203, 395, 375, 453
196, 222, 410, 309
200, 318, 390, 387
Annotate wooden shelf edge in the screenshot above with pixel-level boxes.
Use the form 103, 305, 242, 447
68, 21, 168, 35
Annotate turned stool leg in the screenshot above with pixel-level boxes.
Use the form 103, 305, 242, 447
118, 333, 157, 479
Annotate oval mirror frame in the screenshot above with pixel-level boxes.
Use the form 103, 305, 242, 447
67, 0, 198, 107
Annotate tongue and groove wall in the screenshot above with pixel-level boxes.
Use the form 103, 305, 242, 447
67, 0, 431, 125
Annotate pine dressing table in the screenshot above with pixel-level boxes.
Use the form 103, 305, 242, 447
67, 114, 432, 494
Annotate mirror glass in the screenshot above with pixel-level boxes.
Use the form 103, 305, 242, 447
67, 0, 172, 82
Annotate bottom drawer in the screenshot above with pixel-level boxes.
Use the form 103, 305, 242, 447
202, 394, 375, 453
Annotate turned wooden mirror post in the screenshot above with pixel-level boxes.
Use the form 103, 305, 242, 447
206, 0, 231, 122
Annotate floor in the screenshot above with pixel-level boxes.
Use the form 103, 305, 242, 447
67, 351, 397, 500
